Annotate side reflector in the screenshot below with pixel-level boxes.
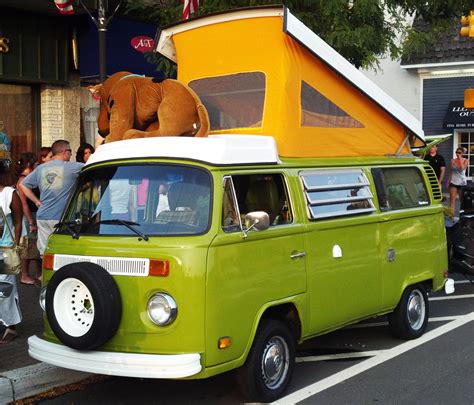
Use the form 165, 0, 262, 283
149, 260, 170, 277
218, 336, 232, 349
43, 254, 54, 270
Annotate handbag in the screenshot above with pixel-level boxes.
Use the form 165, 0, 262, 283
20, 233, 41, 260
0, 207, 22, 275
0, 281, 13, 298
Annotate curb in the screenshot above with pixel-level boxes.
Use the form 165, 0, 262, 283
0, 363, 91, 404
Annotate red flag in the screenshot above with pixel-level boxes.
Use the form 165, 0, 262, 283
182, 0, 199, 20
54, 0, 74, 15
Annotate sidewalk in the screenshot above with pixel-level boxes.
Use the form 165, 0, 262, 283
0, 282, 91, 403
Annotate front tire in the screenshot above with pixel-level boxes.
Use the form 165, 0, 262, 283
237, 319, 295, 403
388, 284, 429, 340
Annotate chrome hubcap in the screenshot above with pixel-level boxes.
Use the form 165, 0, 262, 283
261, 336, 289, 390
407, 290, 425, 331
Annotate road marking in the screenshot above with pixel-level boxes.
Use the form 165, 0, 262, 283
430, 294, 474, 301
346, 315, 461, 329
296, 350, 384, 363
273, 312, 474, 404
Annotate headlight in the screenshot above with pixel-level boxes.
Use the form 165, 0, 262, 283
39, 286, 47, 311
147, 293, 177, 326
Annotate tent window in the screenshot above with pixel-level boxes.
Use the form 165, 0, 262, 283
301, 169, 375, 219
300, 81, 363, 128
189, 72, 266, 130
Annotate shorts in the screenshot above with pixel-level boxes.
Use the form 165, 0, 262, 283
449, 183, 465, 191
36, 219, 59, 256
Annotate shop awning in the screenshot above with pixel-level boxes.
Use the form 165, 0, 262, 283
444, 101, 474, 129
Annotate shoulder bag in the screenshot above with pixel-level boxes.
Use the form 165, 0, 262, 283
0, 207, 22, 275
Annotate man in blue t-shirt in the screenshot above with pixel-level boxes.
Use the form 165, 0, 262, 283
20, 140, 84, 255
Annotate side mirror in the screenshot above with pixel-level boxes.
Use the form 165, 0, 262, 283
242, 211, 270, 239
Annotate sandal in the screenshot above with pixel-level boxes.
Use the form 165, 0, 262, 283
0, 328, 18, 344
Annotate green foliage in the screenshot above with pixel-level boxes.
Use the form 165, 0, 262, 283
123, 0, 472, 71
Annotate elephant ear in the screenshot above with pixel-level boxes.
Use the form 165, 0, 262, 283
88, 84, 103, 100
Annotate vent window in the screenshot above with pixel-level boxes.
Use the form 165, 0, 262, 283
301, 169, 375, 219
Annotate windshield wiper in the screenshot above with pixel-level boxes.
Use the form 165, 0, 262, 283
54, 220, 81, 239
96, 219, 149, 241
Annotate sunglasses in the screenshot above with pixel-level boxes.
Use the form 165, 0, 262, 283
456, 151, 463, 154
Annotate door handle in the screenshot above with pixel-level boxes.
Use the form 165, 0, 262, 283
290, 251, 306, 259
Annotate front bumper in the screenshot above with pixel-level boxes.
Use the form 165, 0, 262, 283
28, 335, 202, 378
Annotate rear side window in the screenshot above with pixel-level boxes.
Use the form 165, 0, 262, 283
301, 169, 375, 219
372, 167, 429, 211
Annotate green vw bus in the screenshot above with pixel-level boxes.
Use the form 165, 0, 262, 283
28, 135, 453, 402
28, 7, 454, 402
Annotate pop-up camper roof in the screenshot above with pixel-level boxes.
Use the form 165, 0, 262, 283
154, 6, 425, 158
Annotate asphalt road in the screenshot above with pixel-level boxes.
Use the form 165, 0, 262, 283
36, 275, 474, 404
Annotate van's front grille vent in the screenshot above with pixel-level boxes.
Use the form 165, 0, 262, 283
53, 254, 149, 276
424, 165, 443, 202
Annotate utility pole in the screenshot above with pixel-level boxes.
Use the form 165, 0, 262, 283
81, 0, 122, 83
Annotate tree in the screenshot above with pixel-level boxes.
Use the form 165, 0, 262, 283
124, 0, 472, 70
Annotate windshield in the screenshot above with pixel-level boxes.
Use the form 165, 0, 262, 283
59, 164, 212, 236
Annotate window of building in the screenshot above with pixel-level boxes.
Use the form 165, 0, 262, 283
0, 83, 37, 162
189, 72, 266, 130
300, 81, 363, 128
372, 167, 429, 211
221, 173, 292, 232
458, 131, 473, 179
80, 87, 100, 146
301, 169, 375, 219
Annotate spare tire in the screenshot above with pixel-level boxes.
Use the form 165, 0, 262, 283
46, 262, 122, 350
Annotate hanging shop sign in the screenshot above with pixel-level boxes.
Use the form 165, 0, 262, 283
0, 37, 10, 53
131, 36, 155, 53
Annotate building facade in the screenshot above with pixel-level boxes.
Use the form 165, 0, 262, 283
0, 2, 158, 163
364, 22, 474, 187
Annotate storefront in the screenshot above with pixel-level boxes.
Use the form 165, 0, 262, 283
443, 101, 474, 180
0, 7, 70, 163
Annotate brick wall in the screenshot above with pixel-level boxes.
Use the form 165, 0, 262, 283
40, 74, 81, 159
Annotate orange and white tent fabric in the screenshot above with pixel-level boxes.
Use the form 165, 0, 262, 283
154, 6, 425, 158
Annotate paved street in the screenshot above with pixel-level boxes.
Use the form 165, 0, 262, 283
32, 276, 474, 404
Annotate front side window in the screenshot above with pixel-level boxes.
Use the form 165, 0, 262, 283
189, 72, 266, 130
372, 167, 429, 211
59, 164, 212, 236
221, 173, 292, 232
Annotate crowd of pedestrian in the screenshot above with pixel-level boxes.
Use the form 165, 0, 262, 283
0, 140, 91, 344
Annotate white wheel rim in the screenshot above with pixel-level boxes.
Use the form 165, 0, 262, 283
53, 277, 95, 337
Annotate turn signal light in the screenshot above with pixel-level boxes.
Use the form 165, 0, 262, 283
43, 254, 54, 270
218, 336, 232, 349
149, 259, 170, 277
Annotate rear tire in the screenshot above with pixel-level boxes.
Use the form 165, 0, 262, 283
388, 284, 428, 340
236, 319, 295, 403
